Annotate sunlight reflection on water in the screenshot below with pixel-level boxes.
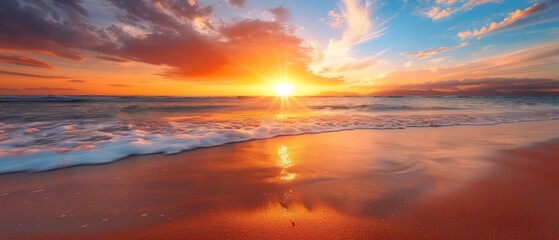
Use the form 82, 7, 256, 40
277, 145, 296, 182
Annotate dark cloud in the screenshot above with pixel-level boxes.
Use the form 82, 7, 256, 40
105, 0, 212, 30
99, 1, 335, 85
105, 17, 341, 84
52, 0, 89, 17
105, 0, 180, 28
26, 0, 61, 21
269, 6, 290, 22
0, 1, 101, 60
0, 70, 68, 79
400, 78, 559, 91
0, 87, 79, 94
372, 78, 559, 96
0, 0, 341, 85
108, 26, 227, 78
108, 84, 131, 87
68, 79, 87, 83
23, 87, 78, 91
154, 0, 213, 21
0, 88, 21, 92
95, 56, 128, 63
0, 55, 53, 68
227, 0, 247, 8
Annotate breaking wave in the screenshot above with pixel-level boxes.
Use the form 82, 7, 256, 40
1, 96, 558, 173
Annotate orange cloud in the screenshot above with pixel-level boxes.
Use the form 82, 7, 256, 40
423, 0, 500, 20
0, 55, 53, 68
427, 7, 450, 20
0, 70, 67, 79
0, 0, 341, 86
108, 84, 132, 88
0, 87, 78, 94
68, 80, 86, 83
458, 0, 558, 39
370, 77, 559, 96
377, 42, 559, 85
0, 1, 94, 60
403, 42, 469, 59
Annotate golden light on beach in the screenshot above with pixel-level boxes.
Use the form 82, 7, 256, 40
277, 145, 296, 182
274, 82, 295, 97
3, 0, 559, 239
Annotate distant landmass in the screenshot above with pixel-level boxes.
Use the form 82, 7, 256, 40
318, 89, 559, 97
315, 91, 362, 97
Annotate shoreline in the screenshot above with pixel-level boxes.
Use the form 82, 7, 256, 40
1, 121, 559, 239
3, 119, 559, 175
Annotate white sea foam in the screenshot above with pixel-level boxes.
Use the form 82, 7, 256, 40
1, 96, 559, 173
1, 111, 558, 173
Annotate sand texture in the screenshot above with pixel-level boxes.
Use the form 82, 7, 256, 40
1, 121, 559, 239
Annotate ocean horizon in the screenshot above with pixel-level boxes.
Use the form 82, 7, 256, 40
2, 95, 558, 173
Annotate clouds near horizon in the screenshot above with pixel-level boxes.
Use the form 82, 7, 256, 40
0, 86, 78, 93
0, 0, 558, 95
0, 55, 53, 68
0, 70, 68, 79
371, 77, 559, 96
377, 42, 559, 85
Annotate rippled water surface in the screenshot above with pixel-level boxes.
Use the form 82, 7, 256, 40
1, 96, 558, 172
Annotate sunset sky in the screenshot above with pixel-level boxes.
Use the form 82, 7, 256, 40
1, 0, 558, 96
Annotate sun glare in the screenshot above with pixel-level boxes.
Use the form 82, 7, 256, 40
274, 82, 295, 97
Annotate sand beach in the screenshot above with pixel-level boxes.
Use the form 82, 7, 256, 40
1, 121, 559, 239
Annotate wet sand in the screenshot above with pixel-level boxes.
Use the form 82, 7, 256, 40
1, 121, 559, 239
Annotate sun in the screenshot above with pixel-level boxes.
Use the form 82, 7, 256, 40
274, 82, 295, 97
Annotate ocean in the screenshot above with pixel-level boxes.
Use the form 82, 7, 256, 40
1, 96, 558, 173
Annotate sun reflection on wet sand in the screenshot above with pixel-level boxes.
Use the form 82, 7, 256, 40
1, 122, 559, 238
277, 145, 296, 182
